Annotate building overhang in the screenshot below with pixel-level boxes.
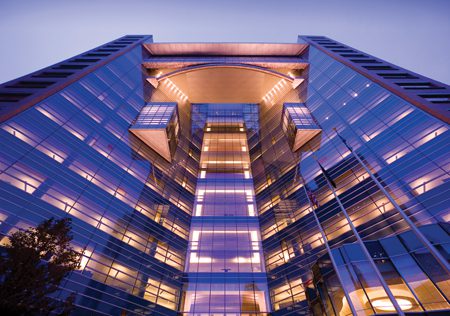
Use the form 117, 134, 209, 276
143, 42, 309, 56
143, 56, 308, 70
143, 42, 310, 104
130, 128, 172, 161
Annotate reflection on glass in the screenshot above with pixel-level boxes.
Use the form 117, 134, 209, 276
183, 104, 269, 314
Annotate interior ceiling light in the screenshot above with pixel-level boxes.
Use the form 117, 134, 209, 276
161, 78, 188, 101
371, 297, 414, 312
262, 79, 287, 102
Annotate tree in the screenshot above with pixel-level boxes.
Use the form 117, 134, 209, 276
0, 218, 81, 315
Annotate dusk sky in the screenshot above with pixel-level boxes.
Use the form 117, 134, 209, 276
1, 0, 449, 84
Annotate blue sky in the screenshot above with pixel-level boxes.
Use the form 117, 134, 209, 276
1, 0, 449, 84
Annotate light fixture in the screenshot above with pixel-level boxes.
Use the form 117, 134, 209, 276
357, 289, 416, 313
161, 78, 188, 102
371, 297, 414, 312
262, 79, 287, 102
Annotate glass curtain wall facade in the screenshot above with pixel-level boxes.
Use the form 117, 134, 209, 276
310, 223, 450, 315
183, 103, 269, 315
0, 36, 196, 316
257, 38, 450, 315
0, 35, 449, 316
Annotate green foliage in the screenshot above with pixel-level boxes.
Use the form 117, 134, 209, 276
0, 218, 80, 315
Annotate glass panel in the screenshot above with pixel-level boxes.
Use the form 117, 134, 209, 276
183, 103, 269, 315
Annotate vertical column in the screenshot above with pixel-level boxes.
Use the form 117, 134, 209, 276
183, 105, 269, 315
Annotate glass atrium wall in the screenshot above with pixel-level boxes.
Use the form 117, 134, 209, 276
310, 223, 450, 314
183, 103, 270, 315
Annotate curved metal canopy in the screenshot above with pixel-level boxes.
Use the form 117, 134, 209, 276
152, 64, 295, 103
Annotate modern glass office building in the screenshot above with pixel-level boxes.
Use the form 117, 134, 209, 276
0, 35, 449, 315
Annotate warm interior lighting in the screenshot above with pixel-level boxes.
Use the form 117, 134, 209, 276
371, 297, 413, 312
195, 204, 203, 216
202, 160, 246, 164
191, 230, 261, 236
262, 79, 287, 102
161, 78, 188, 101
0, 168, 44, 194
80, 249, 92, 270
247, 204, 255, 216
410, 171, 445, 195
272, 278, 305, 311
190, 229, 262, 265
352, 288, 417, 313
189, 253, 213, 263
183, 290, 268, 313
414, 126, 447, 147
232, 252, 260, 264
390, 108, 413, 125
197, 189, 253, 194
385, 148, 410, 164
